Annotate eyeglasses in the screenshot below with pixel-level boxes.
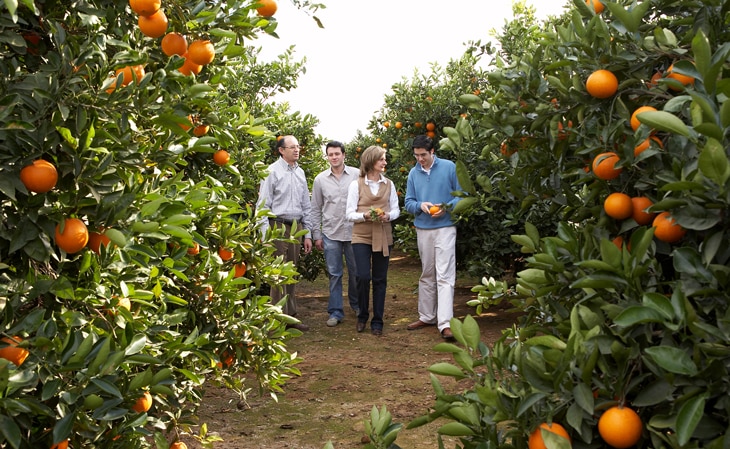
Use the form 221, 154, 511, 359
283, 145, 301, 150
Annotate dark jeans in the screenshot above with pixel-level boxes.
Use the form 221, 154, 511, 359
352, 243, 391, 331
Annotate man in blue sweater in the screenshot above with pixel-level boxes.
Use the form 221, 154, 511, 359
404, 135, 462, 340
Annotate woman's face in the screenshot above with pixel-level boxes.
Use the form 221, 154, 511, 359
373, 154, 387, 173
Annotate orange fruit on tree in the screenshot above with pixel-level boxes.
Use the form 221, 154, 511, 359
187, 242, 200, 255
592, 152, 622, 180
383, 121, 390, 128
256, 0, 278, 17
234, 262, 247, 277
586, 69, 618, 98
188, 39, 215, 65
395, 121, 403, 129
132, 390, 153, 413
55, 218, 89, 254
20, 159, 58, 193
634, 135, 663, 157
647, 71, 663, 88
0, 336, 29, 367
666, 63, 695, 90
170, 442, 188, 449
631, 196, 656, 225
116, 296, 132, 311
585, 0, 604, 13
50, 440, 69, 449
611, 235, 624, 250
193, 124, 210, 137
138, 9, 168, 38
425, 131, 436, 138
161, 32, 187, 56
218, 246, 234, 261
425, 122, 436, 131
88, 230, 112, 255
630, 106, 657, 131
178, 54, 203, 76
598, 405, 643, 449
604, 192, 633, 220
653, 211, 686, 243
129, 0, 160, 16
414, 122, 422, 128
213, 149, 230, 166
528, 422, 570, 449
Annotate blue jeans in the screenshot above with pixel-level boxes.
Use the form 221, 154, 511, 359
323, 235, 358, 320
352, 243, 391, 331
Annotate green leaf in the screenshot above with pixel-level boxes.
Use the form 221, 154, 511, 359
636, 111, 690, 136
698, 138, 730, 186
437, 422, 475, 436
443, 126, 461, 147
455, 160, 475, 195
614, 306, 666, 327
524, 335, 566, 350
644, 346, 698, 375
458, 94, 483, 110
451, 196, 478, 215
460, 315, 481, 351
52, 412, 75, 447
428, 362, 466, 379
676, 395, 706, 446
692, 31, 711, 82
0, 414, 22, 449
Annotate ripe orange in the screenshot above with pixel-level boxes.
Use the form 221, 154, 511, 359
170, 442, 188, 449
586, 0, 604, 13
394, 121, 403, 129
213, 149, 230, 166
161, 32, 187, 56
187, 242, 200, 255
592, 152, 622, 180
586, 69, 618, 99
129, 0, 160, 16
653, 211, 686, 243
138, 9, 168, 38
179, 114, 193, 131
528, 422, 570, 449
383, 121, 390, 128
425, 131, 436, 138
234, 262, 247, 277
634, 135, 663, 157
647, 71, 662, 88
414, 122, 422, 128
50, 440, 69, 449
218, 247, 234, 261
611, 235, 624, 250
598, 405, 643, 449
425, 122, 436, 131
666, 63, 695, 90
256, 0, 278, 17
0, 336, 29, 367
429, 205, 441, 215
557, 120, 572, 141
88, 230, 112, 255
630, 106, 657, 131
55, 218, 90, 254
188, 39, 215, 65
178, 54, 203, 76
193, 124, 210, 136
132, 390, 153, 413
631, 196, 656, 225
20, 159, 58, 193
604, 192, 633, 220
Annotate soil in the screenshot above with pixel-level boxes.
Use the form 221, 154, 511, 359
190, 249, 522, 449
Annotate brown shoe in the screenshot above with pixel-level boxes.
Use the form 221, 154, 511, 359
287, 322, 309, 332
441, 328, 455, 340
407, 320, 435, 331
356, 322, 366, 333
371, 328, 382, 336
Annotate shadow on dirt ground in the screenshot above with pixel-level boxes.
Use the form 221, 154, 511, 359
189, 249, 523, 449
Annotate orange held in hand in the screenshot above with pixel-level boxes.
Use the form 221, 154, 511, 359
429, 205, 441, 215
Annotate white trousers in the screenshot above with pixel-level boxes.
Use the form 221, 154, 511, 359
416, 226, 457, 331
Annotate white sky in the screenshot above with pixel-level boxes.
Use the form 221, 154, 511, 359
258, 0, 569, 142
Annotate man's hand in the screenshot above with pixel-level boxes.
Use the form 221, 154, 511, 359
315, 239, 324, 251
303, 237, 313, 254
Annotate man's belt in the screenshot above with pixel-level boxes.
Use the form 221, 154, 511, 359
271, 217, 300, 225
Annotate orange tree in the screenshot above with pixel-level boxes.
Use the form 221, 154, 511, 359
409, 0, 730, 448
0, 0, 326, 448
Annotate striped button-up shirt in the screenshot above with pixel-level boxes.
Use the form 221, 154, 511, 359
310, 165, 358, 242
257, 157, 312, 238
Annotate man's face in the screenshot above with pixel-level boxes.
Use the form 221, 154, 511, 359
279, 138, 300, 163
413, 147, 434, 169
326, 147, 344, 169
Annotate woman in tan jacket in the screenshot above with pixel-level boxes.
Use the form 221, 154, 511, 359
346, 146, 400, 336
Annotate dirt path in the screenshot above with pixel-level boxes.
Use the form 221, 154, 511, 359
191, 250, 521, 449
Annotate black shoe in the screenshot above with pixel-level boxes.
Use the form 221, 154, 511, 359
371, 328, 382, 336
356, 322, 366, 333
286, 322, 309, 332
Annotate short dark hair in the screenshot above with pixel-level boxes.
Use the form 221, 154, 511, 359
412, 135, 434, 151
325, 140, 345, 155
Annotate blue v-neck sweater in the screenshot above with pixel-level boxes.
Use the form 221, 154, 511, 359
404, 156, 462, 230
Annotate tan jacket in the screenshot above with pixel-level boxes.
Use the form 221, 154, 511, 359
352, 177, 393, 256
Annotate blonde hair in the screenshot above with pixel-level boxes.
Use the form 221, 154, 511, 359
359, 146, 386, 177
